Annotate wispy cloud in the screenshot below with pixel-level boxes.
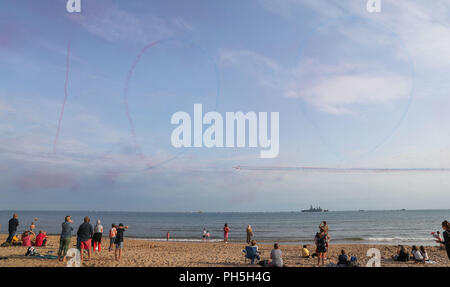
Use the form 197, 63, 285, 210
68, 3, 192, 45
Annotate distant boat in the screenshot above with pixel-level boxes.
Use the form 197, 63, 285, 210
301, 205, 328, 212
400, 209, 406, 211
358, 210, 365, 212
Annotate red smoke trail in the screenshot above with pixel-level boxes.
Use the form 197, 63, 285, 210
124, 40, 161, 157
53, 41, 71, 153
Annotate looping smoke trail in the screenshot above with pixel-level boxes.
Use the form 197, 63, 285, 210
53, 41, 71, 153
233, 166, 450, 173
123, 40, 161, 157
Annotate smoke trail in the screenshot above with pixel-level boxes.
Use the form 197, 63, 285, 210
233, 166, 450, 173
123, 40, 161, 157
53, 41, 71, 153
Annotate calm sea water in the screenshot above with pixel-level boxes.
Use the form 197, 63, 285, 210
1, 210, 449, 246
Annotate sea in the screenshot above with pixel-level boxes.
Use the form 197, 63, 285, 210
1, 210, 449, 246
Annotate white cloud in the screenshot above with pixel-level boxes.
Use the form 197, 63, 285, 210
287, 73, 411, 115
69, 3, 191, 45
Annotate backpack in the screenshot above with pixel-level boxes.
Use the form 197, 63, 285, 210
25, 247, 38, 256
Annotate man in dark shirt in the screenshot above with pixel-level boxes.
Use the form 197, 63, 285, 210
77, 216, 93, 261
114, 223, 128, 261
7, 214, 19, 243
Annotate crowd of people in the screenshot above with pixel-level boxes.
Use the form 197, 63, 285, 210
2, 213, 450, 267
3, 213, 129, 263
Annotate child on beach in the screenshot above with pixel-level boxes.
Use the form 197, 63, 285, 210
224, 224, 230, 243
411, 245, 424, 262
166, 231, 170, 241
302, 245, 310, 258
109, 224, 117, 251
206, 230, 210, 241
202, 228, 207, 241
338, 249, 350, 266
35, 230, 48, 247
115, 223, 129, 261
92, 219, 103, 253
21, 231, 34, 247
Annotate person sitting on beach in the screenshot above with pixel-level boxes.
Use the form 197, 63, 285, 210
270, 243, 285, 267
392, 245, 409, 262
11, 234, 21, 246
92, 219, 103, 253
109, 224, 117, 252
77, 216, 94, 262
411, 245, 424, 263
314, 228, 328, 266
115, 223, 129, 261
35, 230, 48, 247
419, 246, 429, 263
337, 249, 350, 266
302, 245, 310, 258
224, 224, 230, 243
244, 240, 261, 264
21, 231, 34, 247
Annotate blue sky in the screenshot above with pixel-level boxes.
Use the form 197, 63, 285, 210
2, 0, 450, 211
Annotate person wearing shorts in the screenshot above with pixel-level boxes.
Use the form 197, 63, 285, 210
77, 216, 93, 262
315, 228, 328, 266
114, 223, 128, 261
109, 224, 117, 251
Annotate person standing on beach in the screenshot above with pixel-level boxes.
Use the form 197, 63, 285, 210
92, 219, 103, 253
202, 228, 207, 241
77, 216, 93, 262
115, 223, 128, 261
109, 224, 117, 251
246, 225, 253, 244
314, 228, 328, 266
7, 213, 19, 243
58, 216, 73, 262
223, 223, 230, 243
440, 220, 450, 260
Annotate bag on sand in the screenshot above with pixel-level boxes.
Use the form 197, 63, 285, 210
25, 247, 38, 256
258, 260, 270, 267
1, 242, 11, 247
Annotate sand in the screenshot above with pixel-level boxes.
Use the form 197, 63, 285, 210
0, 235, 449, 267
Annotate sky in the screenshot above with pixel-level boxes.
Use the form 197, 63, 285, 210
1, 0, 450, 212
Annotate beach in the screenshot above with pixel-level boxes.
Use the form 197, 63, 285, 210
0, 235, 449, 267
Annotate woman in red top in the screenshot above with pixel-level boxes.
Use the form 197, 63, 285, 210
223, 223, 230, 243
21, 231, 34, 247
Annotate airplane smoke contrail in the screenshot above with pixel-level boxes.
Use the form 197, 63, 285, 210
53, 41, 71, 153
123, 40, 161, 157
232, 166, 450, 173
